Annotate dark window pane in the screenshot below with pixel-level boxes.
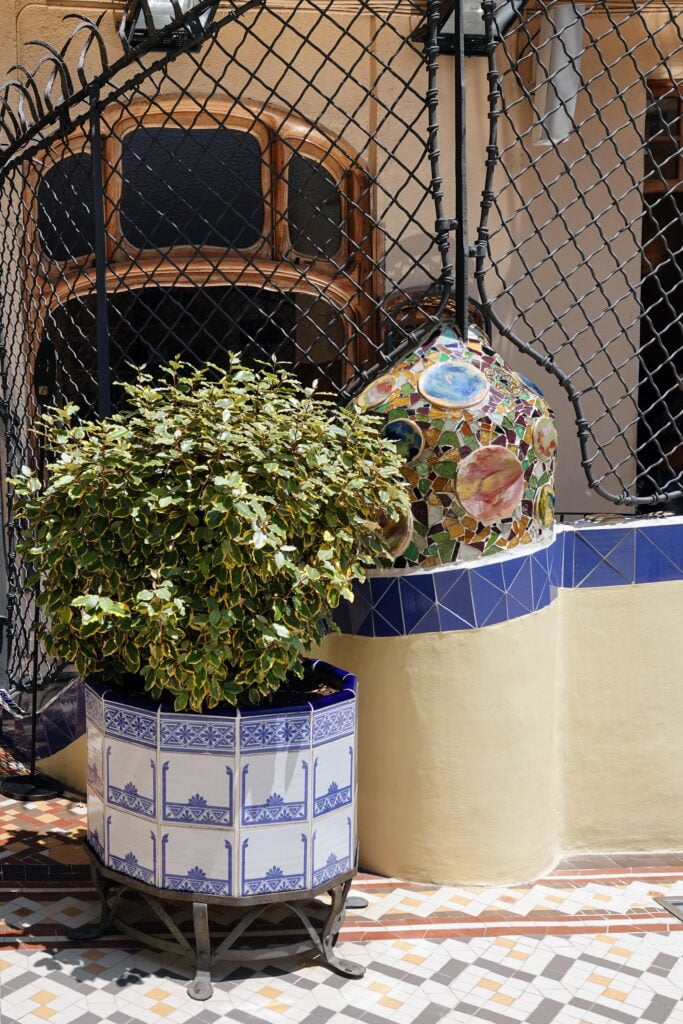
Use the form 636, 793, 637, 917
645, 140, 680, 179
37, 152, 94, 262
288, 153, 342, 258
120, 128, 264, 249
638, 193, 683, 498
45, 284, 348, 413
645, 94, 679, 140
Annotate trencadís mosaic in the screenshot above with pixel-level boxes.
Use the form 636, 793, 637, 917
356, 324, 557, 568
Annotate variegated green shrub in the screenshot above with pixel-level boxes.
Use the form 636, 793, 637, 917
13, 360, 408, 711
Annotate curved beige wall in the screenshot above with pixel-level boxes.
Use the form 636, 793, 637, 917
317, 603, 561, 886
316, 577, 683, 885
38, 734, 86, 796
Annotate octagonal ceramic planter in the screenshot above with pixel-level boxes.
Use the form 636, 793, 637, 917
84, 660, 357, 899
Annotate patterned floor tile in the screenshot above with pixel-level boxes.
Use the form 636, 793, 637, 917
4, 744, 683, 1020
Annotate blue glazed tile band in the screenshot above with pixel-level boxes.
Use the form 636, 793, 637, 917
333, 517, 683, 638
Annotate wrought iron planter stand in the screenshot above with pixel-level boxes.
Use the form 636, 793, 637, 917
66, 844, 366, 1000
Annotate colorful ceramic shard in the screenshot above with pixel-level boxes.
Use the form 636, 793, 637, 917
456, 445, 525, 523
532, 416, 558, 460
382, 418, 424, 464
534, 484, 555, 529
519, 373, 544, 397
417, 360, 489, 410
356, 373, 397, 410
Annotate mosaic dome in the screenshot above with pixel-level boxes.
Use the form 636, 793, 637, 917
356, 324, 557, 568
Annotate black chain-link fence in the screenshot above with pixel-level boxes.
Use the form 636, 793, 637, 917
477, 0, 683, 508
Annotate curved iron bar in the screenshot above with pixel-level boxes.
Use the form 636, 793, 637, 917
425, 0, 454, 320
0, 90, 23, 142
28, 52, 74, 113
339, 0, 454, 401
27, 40, 75, 109
62, 14, 111, 88
5, 65, 45, 124
2, 80, 40, 132
474, 0, 682, 507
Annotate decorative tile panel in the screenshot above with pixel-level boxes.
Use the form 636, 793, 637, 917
635, 524, 683, 583
573, 529, 636, 587
313, 740, 354, 817
239, 711, 312, 753
86, 790, 105, 863
240, 825, 309, 896
84, 683, 105, 731
240, 754, 309, 826
159, 714, 235, 755
312, 701, 355, 746
105, 740, 156, 819
105, 809, 157, 886
104, 701, 157, 748
86, 727, 104, 798
160, 827, 234, 895
312, 811, 354, 888
161, 754, 233, 826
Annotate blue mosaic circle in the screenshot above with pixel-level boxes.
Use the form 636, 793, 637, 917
418, 359, 489, 410
382, 418, 424, 464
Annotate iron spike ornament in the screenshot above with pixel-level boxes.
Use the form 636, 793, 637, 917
122, 0, 220, 50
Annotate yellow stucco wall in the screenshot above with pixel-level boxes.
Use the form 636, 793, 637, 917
317, 608, 561, 885
37, 734, 86, 795
316, 578, 683, 884
559, 582, 683, 854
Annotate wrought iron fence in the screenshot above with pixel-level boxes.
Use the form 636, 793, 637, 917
477, 0, 683, 508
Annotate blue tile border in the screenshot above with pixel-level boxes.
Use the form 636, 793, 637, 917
333, 517, 683, 639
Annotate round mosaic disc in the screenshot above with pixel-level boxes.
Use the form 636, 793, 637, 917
383, 418, 424, 464
456, 445, 525, 523
356, 374, 396, 410
532, 416, 558, 460
534, 484, 555, 529
417, 360, 489, 410
381, 505, 414, 557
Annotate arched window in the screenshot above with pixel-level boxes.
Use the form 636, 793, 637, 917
25, 95, 378, 410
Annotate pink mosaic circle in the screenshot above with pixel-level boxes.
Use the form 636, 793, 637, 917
456, 445, 525, 523
532, 416, 558, 460
356, 374, 397, 410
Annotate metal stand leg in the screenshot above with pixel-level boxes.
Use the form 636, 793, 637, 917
318, 879, 365, 978
344, 894, 369, 910
187, 902, 213, 1001
65, 865, 117, 941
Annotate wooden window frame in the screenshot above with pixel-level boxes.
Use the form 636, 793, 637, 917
24, 93, 380, 383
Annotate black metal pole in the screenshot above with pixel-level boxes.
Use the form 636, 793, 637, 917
90, 90, 111, 419
454, 0, 469, 342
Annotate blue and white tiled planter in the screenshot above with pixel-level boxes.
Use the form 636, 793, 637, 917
84, 661, 358, 899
